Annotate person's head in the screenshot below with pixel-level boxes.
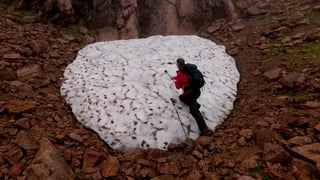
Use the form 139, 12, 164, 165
176, 58, 185, 70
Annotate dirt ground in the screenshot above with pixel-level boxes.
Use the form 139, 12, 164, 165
1, 0, 320, 179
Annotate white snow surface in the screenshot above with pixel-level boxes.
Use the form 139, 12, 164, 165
60, 35, 240, 151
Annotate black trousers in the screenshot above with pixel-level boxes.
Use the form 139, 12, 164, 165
179, 90, 208, 132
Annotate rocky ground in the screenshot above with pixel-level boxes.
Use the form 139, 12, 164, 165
1, 0, 320, 179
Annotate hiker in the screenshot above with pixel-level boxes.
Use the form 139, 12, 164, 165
172, 58, 213, 136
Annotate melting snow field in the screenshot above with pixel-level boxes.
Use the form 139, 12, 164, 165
60, 35, 240, 151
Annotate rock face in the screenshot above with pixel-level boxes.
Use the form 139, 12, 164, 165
92, 0, 236, 40
6, 0, 236, 40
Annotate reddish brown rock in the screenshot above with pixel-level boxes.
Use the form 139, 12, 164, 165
4, 146, 24, 165
136, 158, 155, 167
265, 162, 287, 180
4, 100, 36, 115
263, 67, 282, 80
239, 129, 253, 140
15, 131, 38, 150
241, 155, 259, 170
151, 174, 175, 180
101, 155, 120, 178
263, 143, 292, 164
157, 161, 181, 175
192, 150, 203, 159
71, 157, 81, 167
122, 166, 134, 176
237, 175, 255, 180
0, 70, 17, 81
24, 137, 75, 179
315, 124, 320, 132
280, 71, 306, 88
14, 118, 30, 129
67, 132, 84, 143
9, 81, 33, 93
203, 171, 219, 180
16, 64, 44, 79
3, 53, 22, 59
292, 143, 320, 166
207, 20, 224, 33
301, 101, 320, 109
82, 149, 101, 173
273, 125, 297, 139
255, 128, 277, 148
272, 96, 289, 107
288, 136, 312, 146
122, 148, 145, 161
180, 169, 202, 180
291, 160, 317, 179
136, 167, 157, 179
288, 118, 310, 128
237, 137, 247, 146
181, 155, 197, 168
195, 136, 213, 147
230, 22, 246, 31
9, 162, 25, 177
147, 148, 167, 159
28, 40, 48, 55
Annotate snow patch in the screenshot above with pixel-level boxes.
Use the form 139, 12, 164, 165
60, 35, 240, 151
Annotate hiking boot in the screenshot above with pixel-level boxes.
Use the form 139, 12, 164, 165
200, 128, 213, 136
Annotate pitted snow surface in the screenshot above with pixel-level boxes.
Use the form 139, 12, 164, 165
60, 35, 239, 151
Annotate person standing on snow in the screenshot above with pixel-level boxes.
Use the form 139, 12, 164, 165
172, 58, 213, 136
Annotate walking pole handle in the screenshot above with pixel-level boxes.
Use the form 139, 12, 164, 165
164, 70, 174, 81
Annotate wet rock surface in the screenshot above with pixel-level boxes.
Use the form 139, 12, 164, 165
1, 0, 320, 179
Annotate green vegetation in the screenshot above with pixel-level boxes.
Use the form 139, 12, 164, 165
308, 10, 320, 24
261, 41, 320, 70
51, 12, 60, 21
77, 17, 85, 27
60, 25, 80, 36
262, 176, 271, 180
247, 166, 262, 174
0, 2, 6, 11
254, 13, 272, 27
246, 165, 271, 180
253, 0, 320, 72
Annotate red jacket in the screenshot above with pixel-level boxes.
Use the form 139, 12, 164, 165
174, 71, 191, 95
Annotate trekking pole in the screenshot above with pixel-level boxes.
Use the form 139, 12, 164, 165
164, 70, 172, 81
170, 98, 188, 139
164, 70, 188, 139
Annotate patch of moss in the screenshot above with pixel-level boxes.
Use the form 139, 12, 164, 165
308, 10, 320, 24
0, 2, 6, 11
260, 41, 320, 70
310, 69, 320, 77
77, 17, 85, 27
61, 27, 76, 36
254, 13, 272, 27
247, 166, 262, 174
262, 176, 271, 180
274, 85, 319, 102
0, 91, 7, 98
281, 6, 320, 36
50, 12, 60, 21
247, 160, 266, 174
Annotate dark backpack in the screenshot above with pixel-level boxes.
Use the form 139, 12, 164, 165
182, 63, 205, 90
